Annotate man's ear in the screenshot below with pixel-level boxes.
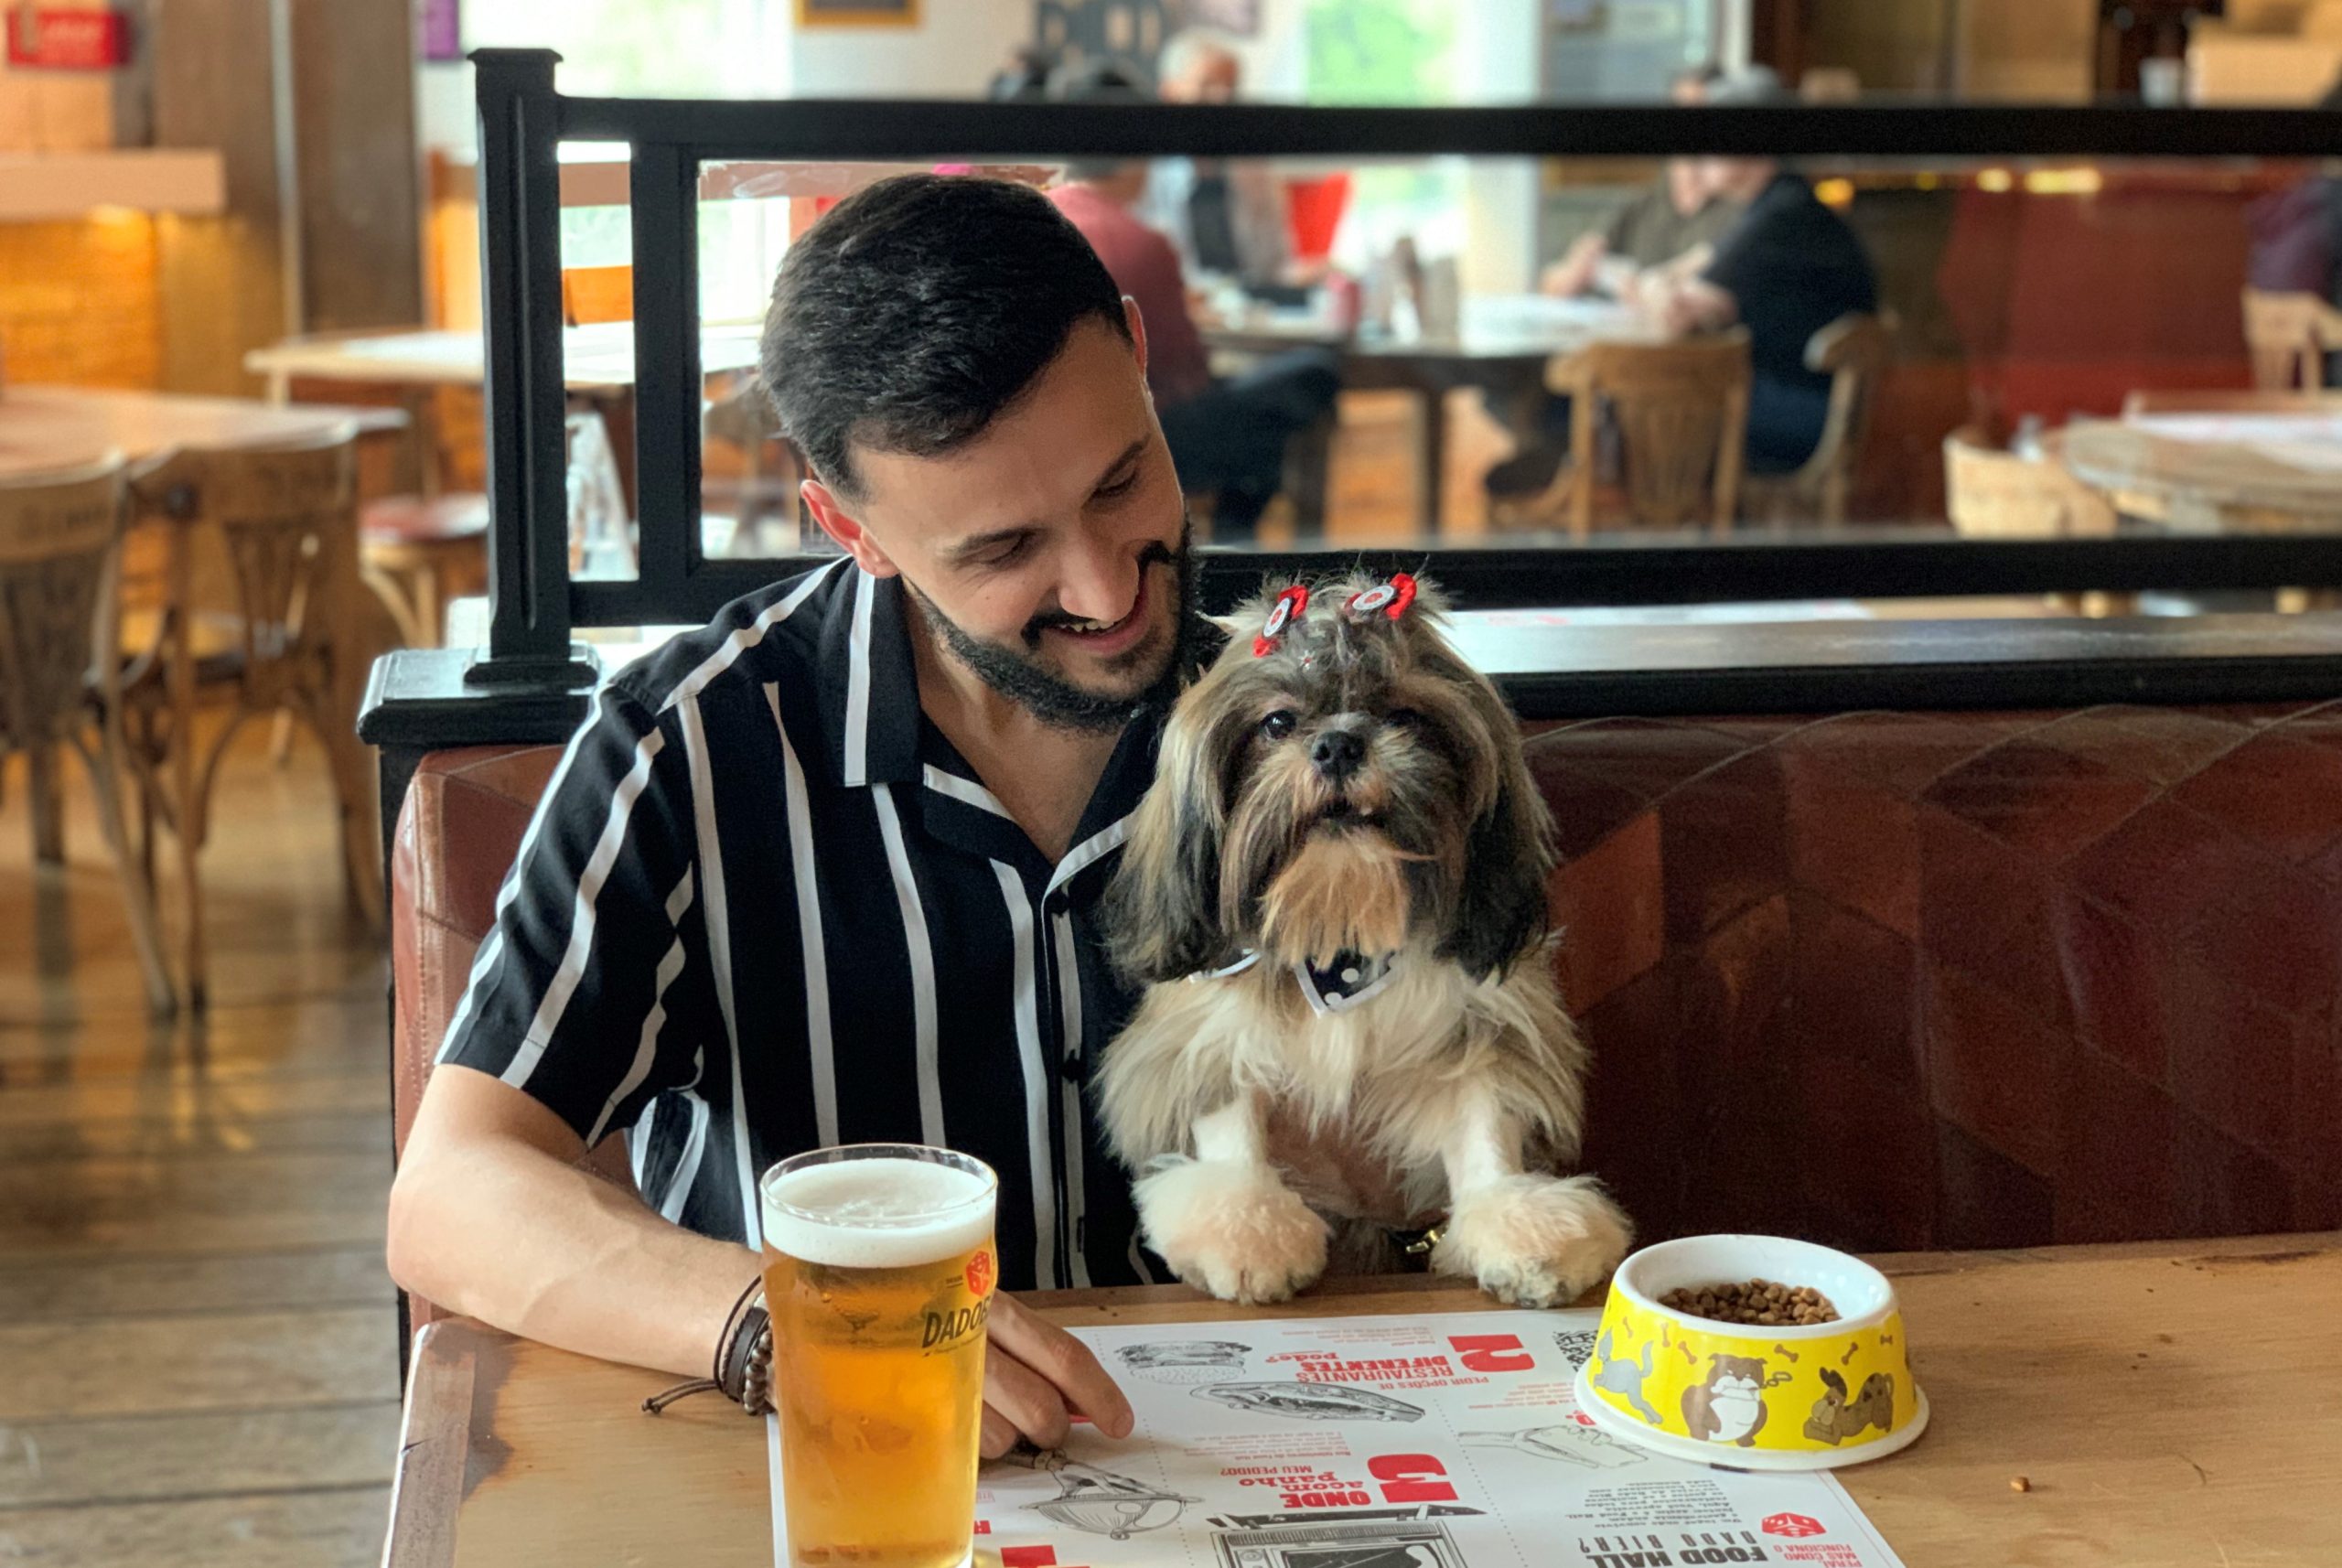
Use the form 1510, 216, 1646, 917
1123, 294, 1150, 379
800, 477, 897, 578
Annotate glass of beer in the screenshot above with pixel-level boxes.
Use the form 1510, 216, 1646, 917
760, 1144, 999, 1568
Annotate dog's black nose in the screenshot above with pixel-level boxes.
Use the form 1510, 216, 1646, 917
1311, 729, 1366, 779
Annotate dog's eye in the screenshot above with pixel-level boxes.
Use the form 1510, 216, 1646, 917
1386, 707, 1425, 729
1261, 710, 1298, 740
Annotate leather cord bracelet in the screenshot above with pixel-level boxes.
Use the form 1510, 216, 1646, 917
643, 1273, 774, 1418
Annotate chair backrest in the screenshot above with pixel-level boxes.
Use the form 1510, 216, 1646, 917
2240, 287, 2342, 392
1941, 426, 2118, 538
1551, 329, 1752, 536
2122, 388, 2342, 417
0, 453, 126, 755
1801, 311, 1896, 521
125, 426, 361, 698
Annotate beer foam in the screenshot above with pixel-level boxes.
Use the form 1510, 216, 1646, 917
760, 1156, 994, 1269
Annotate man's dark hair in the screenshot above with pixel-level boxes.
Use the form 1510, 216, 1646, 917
759, 173, 1130, 498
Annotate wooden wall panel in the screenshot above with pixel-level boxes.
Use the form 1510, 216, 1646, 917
290, 0, 421, 332
0, 216, 163, 385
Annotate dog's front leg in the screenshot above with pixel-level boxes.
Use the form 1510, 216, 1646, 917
1429, 1091, 1631, 1309
1133, 1091, 1329, 1305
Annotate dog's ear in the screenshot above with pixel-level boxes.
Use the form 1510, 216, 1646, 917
1106, 693, 1239, 985
1436, 671, 1557, 983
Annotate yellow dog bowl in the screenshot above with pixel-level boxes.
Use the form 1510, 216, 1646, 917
1572, 1234, 1928, 1471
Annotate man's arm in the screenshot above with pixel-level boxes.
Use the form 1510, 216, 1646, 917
389, 1064, 757, 1378
389, 1066, 1136, 1446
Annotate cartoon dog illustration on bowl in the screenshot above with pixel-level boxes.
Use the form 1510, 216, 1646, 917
1681, 1354, 1790, 1446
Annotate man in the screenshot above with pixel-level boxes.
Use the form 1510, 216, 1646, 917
1049, 64, 1338, 541
389, 174, 1231, 1457
1540, 63, 1735, 301
1637, 70, 1879, 474
1141, 28, 1295, 289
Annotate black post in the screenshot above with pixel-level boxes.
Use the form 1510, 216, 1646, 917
469, 48, 593, 687
628, 141, 704, 606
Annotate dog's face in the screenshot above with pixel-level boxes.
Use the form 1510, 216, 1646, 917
1108, 574, 1553, 984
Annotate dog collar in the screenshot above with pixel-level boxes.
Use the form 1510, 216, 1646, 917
1188, 949, 1402, 1016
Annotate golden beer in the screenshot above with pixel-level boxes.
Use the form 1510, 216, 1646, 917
760, 1145, 998, 1568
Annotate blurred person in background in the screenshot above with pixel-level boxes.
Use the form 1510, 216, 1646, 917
1048, 62, 1338, 541
1633, 69, 1877, 477
1141, 29, 1303, 292
1489, 67, 1875, 499
1541, 63, 1735, 300
2245, 75, 2342, 382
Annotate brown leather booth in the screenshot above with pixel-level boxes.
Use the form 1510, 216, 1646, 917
392, 701, 2342, 1322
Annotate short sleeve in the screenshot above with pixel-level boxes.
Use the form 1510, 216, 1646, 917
436, 682, 719, 1148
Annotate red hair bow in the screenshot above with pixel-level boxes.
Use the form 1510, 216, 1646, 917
1253, 585, 1310, 657
1344, 573, 1417, 622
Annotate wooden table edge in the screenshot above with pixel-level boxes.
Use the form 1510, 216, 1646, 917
382, 1230, 2342, 1565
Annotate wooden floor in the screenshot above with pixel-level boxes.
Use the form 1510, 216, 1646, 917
0, 722, 398, 1568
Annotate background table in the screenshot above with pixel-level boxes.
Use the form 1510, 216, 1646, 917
0, 384, 407, 478
245, 321, 766, 397
383, 1232, 2342, 1568
2057, 412, 2342, 532
1204, 295, 1660, 533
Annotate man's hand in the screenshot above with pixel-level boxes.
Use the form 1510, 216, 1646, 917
980, 1294, 1135, 1457
1541, 234, 1606, 298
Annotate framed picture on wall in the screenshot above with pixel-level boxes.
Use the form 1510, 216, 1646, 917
796, 0, 920, 27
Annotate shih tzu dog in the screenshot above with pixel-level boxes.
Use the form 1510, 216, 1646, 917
1096, 572, 1631, 1307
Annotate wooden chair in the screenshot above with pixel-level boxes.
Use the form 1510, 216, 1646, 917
0, 454, 176, 1013
1493, 331, 1752, 539
1942, 426, 2119, 539
1742, 312, 1896, 528
2240, 288, 2342, 392
120, 427, 383, 1010
1942, 426, 2127, 617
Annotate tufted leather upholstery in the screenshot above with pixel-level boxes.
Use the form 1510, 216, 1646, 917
390, 743, 633, 1330
1531, 703, 2342, 1255
391, 703, 2342, 1315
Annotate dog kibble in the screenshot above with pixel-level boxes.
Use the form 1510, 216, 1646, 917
2010, 1477, 2032, 1493
1658, 1278, 1841, 1326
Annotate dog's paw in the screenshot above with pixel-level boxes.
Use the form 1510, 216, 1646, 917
1433, 1174, 1632, 1309
1136, 1158, 1330, 1305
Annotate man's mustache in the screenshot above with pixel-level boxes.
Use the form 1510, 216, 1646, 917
1021, 539, 1184, 647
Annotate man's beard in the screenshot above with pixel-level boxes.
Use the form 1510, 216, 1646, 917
913, 527, 1197, 734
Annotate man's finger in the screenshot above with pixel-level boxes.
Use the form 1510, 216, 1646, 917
980, 1404, 1022, 1460
985, 1342, 1072, 1451
989, 1296, 1135, 1438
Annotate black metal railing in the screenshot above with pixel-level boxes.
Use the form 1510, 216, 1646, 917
466, 46, 2342, 677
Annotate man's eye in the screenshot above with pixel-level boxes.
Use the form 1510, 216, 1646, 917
1262, 710, 1297, 739
1094, 470, 1141, 502
972, 535, 1034, 569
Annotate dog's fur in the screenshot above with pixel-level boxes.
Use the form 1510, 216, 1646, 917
1095, 573, 1631, 1306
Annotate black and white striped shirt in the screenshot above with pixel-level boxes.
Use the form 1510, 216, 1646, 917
439, 558, 1167, 1290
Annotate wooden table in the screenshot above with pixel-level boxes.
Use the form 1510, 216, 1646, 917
2057, 412, 2342, 532
0, 384, 407, 478
383, 1232, 2342, 1568
1204, 295, 1660, 532
244, 321, 766, 397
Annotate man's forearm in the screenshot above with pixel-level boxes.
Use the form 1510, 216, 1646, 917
388, 1137, 762, 1380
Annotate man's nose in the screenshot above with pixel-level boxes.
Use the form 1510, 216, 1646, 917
1056, 533, 1143, 624
1311, 728, 1366, 781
